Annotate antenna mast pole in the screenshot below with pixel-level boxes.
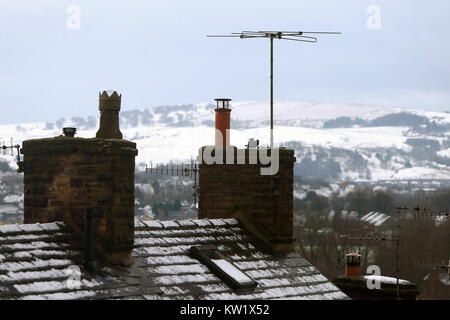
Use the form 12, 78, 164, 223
270, 35, 274, 149
207, 30, 340, 149
396, 207, 400, 300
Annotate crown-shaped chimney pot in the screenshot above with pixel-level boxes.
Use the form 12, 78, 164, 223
96, 90, 123, 139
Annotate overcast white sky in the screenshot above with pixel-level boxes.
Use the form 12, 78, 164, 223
0, 0, 449, 124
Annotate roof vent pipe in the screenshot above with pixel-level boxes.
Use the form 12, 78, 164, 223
63, 127, 77, 137
84, 209, 97, 274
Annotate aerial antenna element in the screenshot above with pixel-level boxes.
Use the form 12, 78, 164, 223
207, 30, 340, 149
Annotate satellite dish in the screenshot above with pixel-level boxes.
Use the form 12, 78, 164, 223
245, 138, 259, 149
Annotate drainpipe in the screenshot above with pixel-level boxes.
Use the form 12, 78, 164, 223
85, 209, 97, 274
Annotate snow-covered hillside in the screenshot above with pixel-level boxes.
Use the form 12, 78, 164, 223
0, 101, 449, 182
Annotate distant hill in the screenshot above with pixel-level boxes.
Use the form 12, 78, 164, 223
0, 101, 449, 182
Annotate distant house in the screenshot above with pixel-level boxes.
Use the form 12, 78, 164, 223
360, 211, 392, 232
360, 211, 391, 227
0, 194, 23, 224
0, 204, 22, 224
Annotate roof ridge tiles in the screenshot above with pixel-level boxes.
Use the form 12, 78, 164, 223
0, 224, 23, 236
140, 220, 164, 229
136, 218, 240, 231
190, 219, 213, 227
265, 289, 345, 301
0, 222, 67, 237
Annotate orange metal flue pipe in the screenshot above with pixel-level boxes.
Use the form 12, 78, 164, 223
345, 253, 361, 276
214, 98, 232, 146
215, 109, 231, 146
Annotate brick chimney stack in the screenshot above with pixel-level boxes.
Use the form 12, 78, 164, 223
22, 91, 137, 266
198, 99, 296, 252
198, 147, 295, 253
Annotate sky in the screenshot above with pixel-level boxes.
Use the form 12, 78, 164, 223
0, 0, 449, 124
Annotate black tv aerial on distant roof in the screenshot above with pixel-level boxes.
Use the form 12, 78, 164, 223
1, 138, 23, 173
207, 30, 340, 149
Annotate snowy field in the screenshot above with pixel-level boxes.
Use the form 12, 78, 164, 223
0, 101, 448, 181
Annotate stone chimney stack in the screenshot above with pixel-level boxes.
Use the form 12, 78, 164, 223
198, 146, 296, 253
197, 99, 296, 253
22, 90, 137, 265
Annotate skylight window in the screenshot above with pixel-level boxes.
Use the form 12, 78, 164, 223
190, 245, 258, 291
210, 258, 253, 284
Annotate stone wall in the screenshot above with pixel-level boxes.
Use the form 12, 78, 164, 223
22, 136, 137, 260
198, 147, 295, 250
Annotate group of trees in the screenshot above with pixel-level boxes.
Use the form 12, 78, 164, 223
134, 171, 193, 219
322, 112, 448, 137
295, 187, 396, 214
151, 200, 182, 218
0, 160, 13, 173
294, 187, 450, 299
45, 116, 97, 131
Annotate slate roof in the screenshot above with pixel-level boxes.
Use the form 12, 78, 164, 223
361, 211, 391, 227
0, 219, 348, 300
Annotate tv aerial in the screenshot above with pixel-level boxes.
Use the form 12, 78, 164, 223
144, 161, 199, 206
414, 259, 450, 286
1, 138, 23, 173
207, 30, 341, 149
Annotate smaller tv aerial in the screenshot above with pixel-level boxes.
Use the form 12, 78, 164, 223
412, 205, 449, 220
207, 30, 340, 149
144, 161, 199, 206
414, 259, 450, 286
1, 138, 23, 173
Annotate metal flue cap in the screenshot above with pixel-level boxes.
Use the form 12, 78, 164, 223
214, 98, 232, 109
63, 127, 77, 137
346, 253, 361, 265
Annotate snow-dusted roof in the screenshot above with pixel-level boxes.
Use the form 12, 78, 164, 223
361, 211, 391, 226
0, 219, 348, 300
362, 275, 411, 285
